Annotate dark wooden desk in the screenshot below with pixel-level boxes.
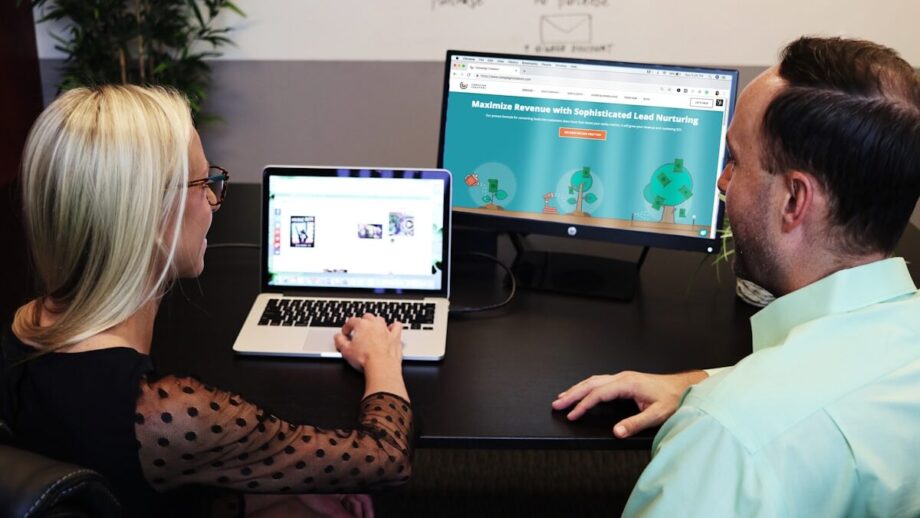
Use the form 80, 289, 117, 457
153, 184, 920, 449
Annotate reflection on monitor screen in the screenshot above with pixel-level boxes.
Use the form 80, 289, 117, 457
438, 51, 738, 254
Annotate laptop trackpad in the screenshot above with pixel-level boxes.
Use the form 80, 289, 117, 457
303, 327, 339, 354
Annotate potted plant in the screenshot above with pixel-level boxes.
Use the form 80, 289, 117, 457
713, 213, 776, 307
26, 0, 244, 123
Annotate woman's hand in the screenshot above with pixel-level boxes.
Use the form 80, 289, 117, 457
335, 313, 402, 372
334, 313, 408, 401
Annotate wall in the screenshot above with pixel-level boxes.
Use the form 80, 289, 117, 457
34, 1, 920, 64
40, 60, 768, 183
34, 1, 920, 225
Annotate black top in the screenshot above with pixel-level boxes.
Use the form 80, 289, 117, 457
0, 326, 413, 517
0, 327, 189, 515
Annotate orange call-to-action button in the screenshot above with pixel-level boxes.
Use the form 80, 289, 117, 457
558, 127, 607, 140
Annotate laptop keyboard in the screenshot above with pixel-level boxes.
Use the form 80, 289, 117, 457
258, 298, 436, 330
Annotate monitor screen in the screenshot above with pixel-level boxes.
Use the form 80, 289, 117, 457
438, 51, 738, 253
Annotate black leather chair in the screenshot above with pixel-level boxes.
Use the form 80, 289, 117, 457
0, 420, 121, 517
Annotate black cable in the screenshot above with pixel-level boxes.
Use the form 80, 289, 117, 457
449, 251, 517, 314
207, 242, 260, 249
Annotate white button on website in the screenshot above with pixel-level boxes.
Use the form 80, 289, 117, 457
690, 98, 714, 108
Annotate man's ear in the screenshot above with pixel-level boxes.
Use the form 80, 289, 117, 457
781, 170, 817, 232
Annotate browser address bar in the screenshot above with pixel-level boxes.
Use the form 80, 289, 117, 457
521, 66, 647, 83
468, 64, 521, 75
521, 66, 728, 89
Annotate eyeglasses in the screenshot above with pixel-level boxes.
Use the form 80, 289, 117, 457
188, 165, 229, 210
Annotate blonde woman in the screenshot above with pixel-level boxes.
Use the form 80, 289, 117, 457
0, 85, 411, 517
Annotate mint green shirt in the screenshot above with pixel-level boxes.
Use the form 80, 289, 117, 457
624, 258, 920, 517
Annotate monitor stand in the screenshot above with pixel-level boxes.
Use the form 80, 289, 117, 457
509, 233, 649, 302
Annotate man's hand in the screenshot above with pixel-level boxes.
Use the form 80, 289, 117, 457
299, 494, 374, 518
552, 370, 708, 438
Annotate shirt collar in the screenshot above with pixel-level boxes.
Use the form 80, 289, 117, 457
750, 257, 917, 352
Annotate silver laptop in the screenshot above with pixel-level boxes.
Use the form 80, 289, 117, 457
232, 166, 451, 361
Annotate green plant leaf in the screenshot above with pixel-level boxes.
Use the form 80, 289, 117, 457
225, 1, 246, 17
196, 113, 223, 125
482, 196, 491, 203
188, 1, 206, 28
49, 31, 69, 45
584, 193, 597, 203
567, 197, 576, 205
33, 0, 240, 125
495, 191, 508, 200
36, 7, 68, 23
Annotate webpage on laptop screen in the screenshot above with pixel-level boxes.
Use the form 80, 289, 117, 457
266, 175, 445, 290
442, 54, 734, 240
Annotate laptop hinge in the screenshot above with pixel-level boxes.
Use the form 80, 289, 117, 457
279, 291, 429, 301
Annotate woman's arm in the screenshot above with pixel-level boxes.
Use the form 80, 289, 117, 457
134, 375, 412, 494
334, 314, 408, 402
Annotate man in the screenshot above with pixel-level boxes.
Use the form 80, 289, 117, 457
553, 37, 920, 516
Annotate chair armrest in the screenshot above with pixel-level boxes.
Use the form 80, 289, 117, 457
0, 444, 120, 518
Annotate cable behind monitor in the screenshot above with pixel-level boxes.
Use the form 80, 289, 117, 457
448, 251, 518, 314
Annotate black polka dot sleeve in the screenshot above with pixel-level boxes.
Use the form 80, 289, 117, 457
134, 376, 412, 494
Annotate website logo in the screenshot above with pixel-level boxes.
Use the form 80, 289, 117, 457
459, 82, 469, 90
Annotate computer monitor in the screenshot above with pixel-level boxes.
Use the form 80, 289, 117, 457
437, 51, 739, 299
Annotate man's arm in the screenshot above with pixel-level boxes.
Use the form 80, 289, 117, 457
624, 405, 782, 517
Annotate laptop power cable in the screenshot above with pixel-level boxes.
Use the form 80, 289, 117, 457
448, 252, 518, 315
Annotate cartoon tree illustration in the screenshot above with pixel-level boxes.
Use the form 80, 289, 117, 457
566, 166, 597, 216
481, 178, 507, 210
643, 158, 693, 223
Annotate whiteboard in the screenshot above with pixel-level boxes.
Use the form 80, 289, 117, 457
35, 0, 919, 66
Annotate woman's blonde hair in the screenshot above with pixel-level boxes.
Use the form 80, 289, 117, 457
14, 85, 193, 350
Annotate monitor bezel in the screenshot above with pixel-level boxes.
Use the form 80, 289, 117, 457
437, 50, 739, 254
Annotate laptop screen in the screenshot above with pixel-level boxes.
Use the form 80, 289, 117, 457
262, 167, 451, 296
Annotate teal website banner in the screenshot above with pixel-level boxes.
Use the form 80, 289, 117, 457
443, 92, 726, 235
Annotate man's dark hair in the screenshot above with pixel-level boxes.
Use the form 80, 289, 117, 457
761, 36, 920, 254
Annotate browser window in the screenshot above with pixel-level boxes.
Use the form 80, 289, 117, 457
442, 52, 736, 244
